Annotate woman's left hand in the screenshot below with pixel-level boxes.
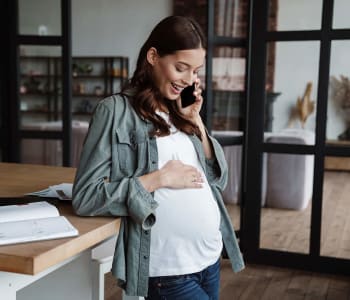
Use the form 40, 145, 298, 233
177, 77, 203, 123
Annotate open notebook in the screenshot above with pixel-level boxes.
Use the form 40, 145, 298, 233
0, 201, 78, 246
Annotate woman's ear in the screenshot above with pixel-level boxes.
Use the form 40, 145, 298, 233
146, 47, 158, 66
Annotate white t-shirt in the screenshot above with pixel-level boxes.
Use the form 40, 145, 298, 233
149, 112, 222, 277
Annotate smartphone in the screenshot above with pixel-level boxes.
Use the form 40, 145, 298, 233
180, 83, 196, 108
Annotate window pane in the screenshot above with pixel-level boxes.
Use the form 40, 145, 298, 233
214, 0, 248, 38
321, 158, 350, 259
260, 153, 314, 254
19, 46, 62, 129
19, 0, 61, 35
265, 41, 319, 144
268, 0, 322, 31
328, 41, 350, 142
333, 0, 350, 29
201, 47, 246, 131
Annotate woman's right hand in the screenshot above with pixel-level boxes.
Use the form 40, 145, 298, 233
159, 160, 204, 189
138, 160, 204, 192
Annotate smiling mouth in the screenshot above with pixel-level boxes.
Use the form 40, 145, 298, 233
171, 82, 185, 92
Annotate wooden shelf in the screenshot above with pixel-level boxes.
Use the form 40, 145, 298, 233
20, 74, 52, 78
326, 139, 350, 146
325, 140, 350, 171
325, 156, 350, 171
72, 74, 105, 78
20, 92, 53, 96
21, 110, 97, 115
73, 111, 93, 115
72, 93, 106, 97
21, 110, 51, 114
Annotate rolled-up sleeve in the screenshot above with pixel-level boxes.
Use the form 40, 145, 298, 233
205, 135, 228, 192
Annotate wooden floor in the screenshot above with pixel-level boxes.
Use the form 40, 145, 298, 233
227, 171, 350, 259
104, 171, 350, 299
104, 261, 350, 299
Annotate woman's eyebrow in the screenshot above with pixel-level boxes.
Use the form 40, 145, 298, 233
177, 61, 204, 69
177, 61, 190, 67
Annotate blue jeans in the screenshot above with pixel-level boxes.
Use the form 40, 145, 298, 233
145, 259, 220, 300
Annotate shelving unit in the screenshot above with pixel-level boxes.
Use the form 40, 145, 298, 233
19, 56, 129, 124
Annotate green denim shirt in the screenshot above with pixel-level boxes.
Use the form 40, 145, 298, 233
72, 94, 245, 297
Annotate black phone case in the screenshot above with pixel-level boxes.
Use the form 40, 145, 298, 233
181, 84, 196, 108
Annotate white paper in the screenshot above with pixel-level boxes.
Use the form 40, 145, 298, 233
0, 201, 59, 223
26, 183, 73, 200
0, 216, 78, 245
49, 183, 73, 200
26, 188, 57, 198
0, 201, 78, 245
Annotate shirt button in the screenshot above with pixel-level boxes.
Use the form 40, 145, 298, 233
144, 230, 149, 235
151, 161, 156, 164
143, 255, 148, 259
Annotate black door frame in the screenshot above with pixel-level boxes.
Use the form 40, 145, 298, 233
241, 0, 350, 275
205, 0, 249, 238
0, 0, 12, 161
7, 0, 72, 166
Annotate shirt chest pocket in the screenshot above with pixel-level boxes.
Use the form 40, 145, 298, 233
115, 128, 147, 175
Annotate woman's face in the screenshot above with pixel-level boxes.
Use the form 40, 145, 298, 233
149, 48, 205, 100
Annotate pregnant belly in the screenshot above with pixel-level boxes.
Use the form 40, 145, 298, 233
153, 184, 221, 240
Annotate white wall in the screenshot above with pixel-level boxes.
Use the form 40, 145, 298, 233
274, 0, 350, 139
19, 0, 61, 36
19, 0, 172, 73
71, 0, 172, 73
328, 40, 350, 139
273, 41, 320, 132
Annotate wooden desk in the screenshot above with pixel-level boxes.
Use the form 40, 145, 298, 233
0, 163, 120, 300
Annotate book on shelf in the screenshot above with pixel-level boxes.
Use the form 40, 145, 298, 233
0, 201, 78, 246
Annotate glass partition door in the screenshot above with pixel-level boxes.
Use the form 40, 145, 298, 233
242, 0, 350, 276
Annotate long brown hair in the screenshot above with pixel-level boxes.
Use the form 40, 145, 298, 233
121, 16, 206, 138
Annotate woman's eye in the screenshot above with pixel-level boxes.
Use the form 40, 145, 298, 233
176, 66, 185, 72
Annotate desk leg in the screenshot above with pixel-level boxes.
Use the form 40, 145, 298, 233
91, 258, 108, 300
2, 287, 16, 300
0, 250, 93, 300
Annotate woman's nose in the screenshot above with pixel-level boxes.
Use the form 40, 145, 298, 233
182, 72, 196, 86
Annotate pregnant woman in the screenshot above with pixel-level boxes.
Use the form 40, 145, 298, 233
72, 15, 244, 300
